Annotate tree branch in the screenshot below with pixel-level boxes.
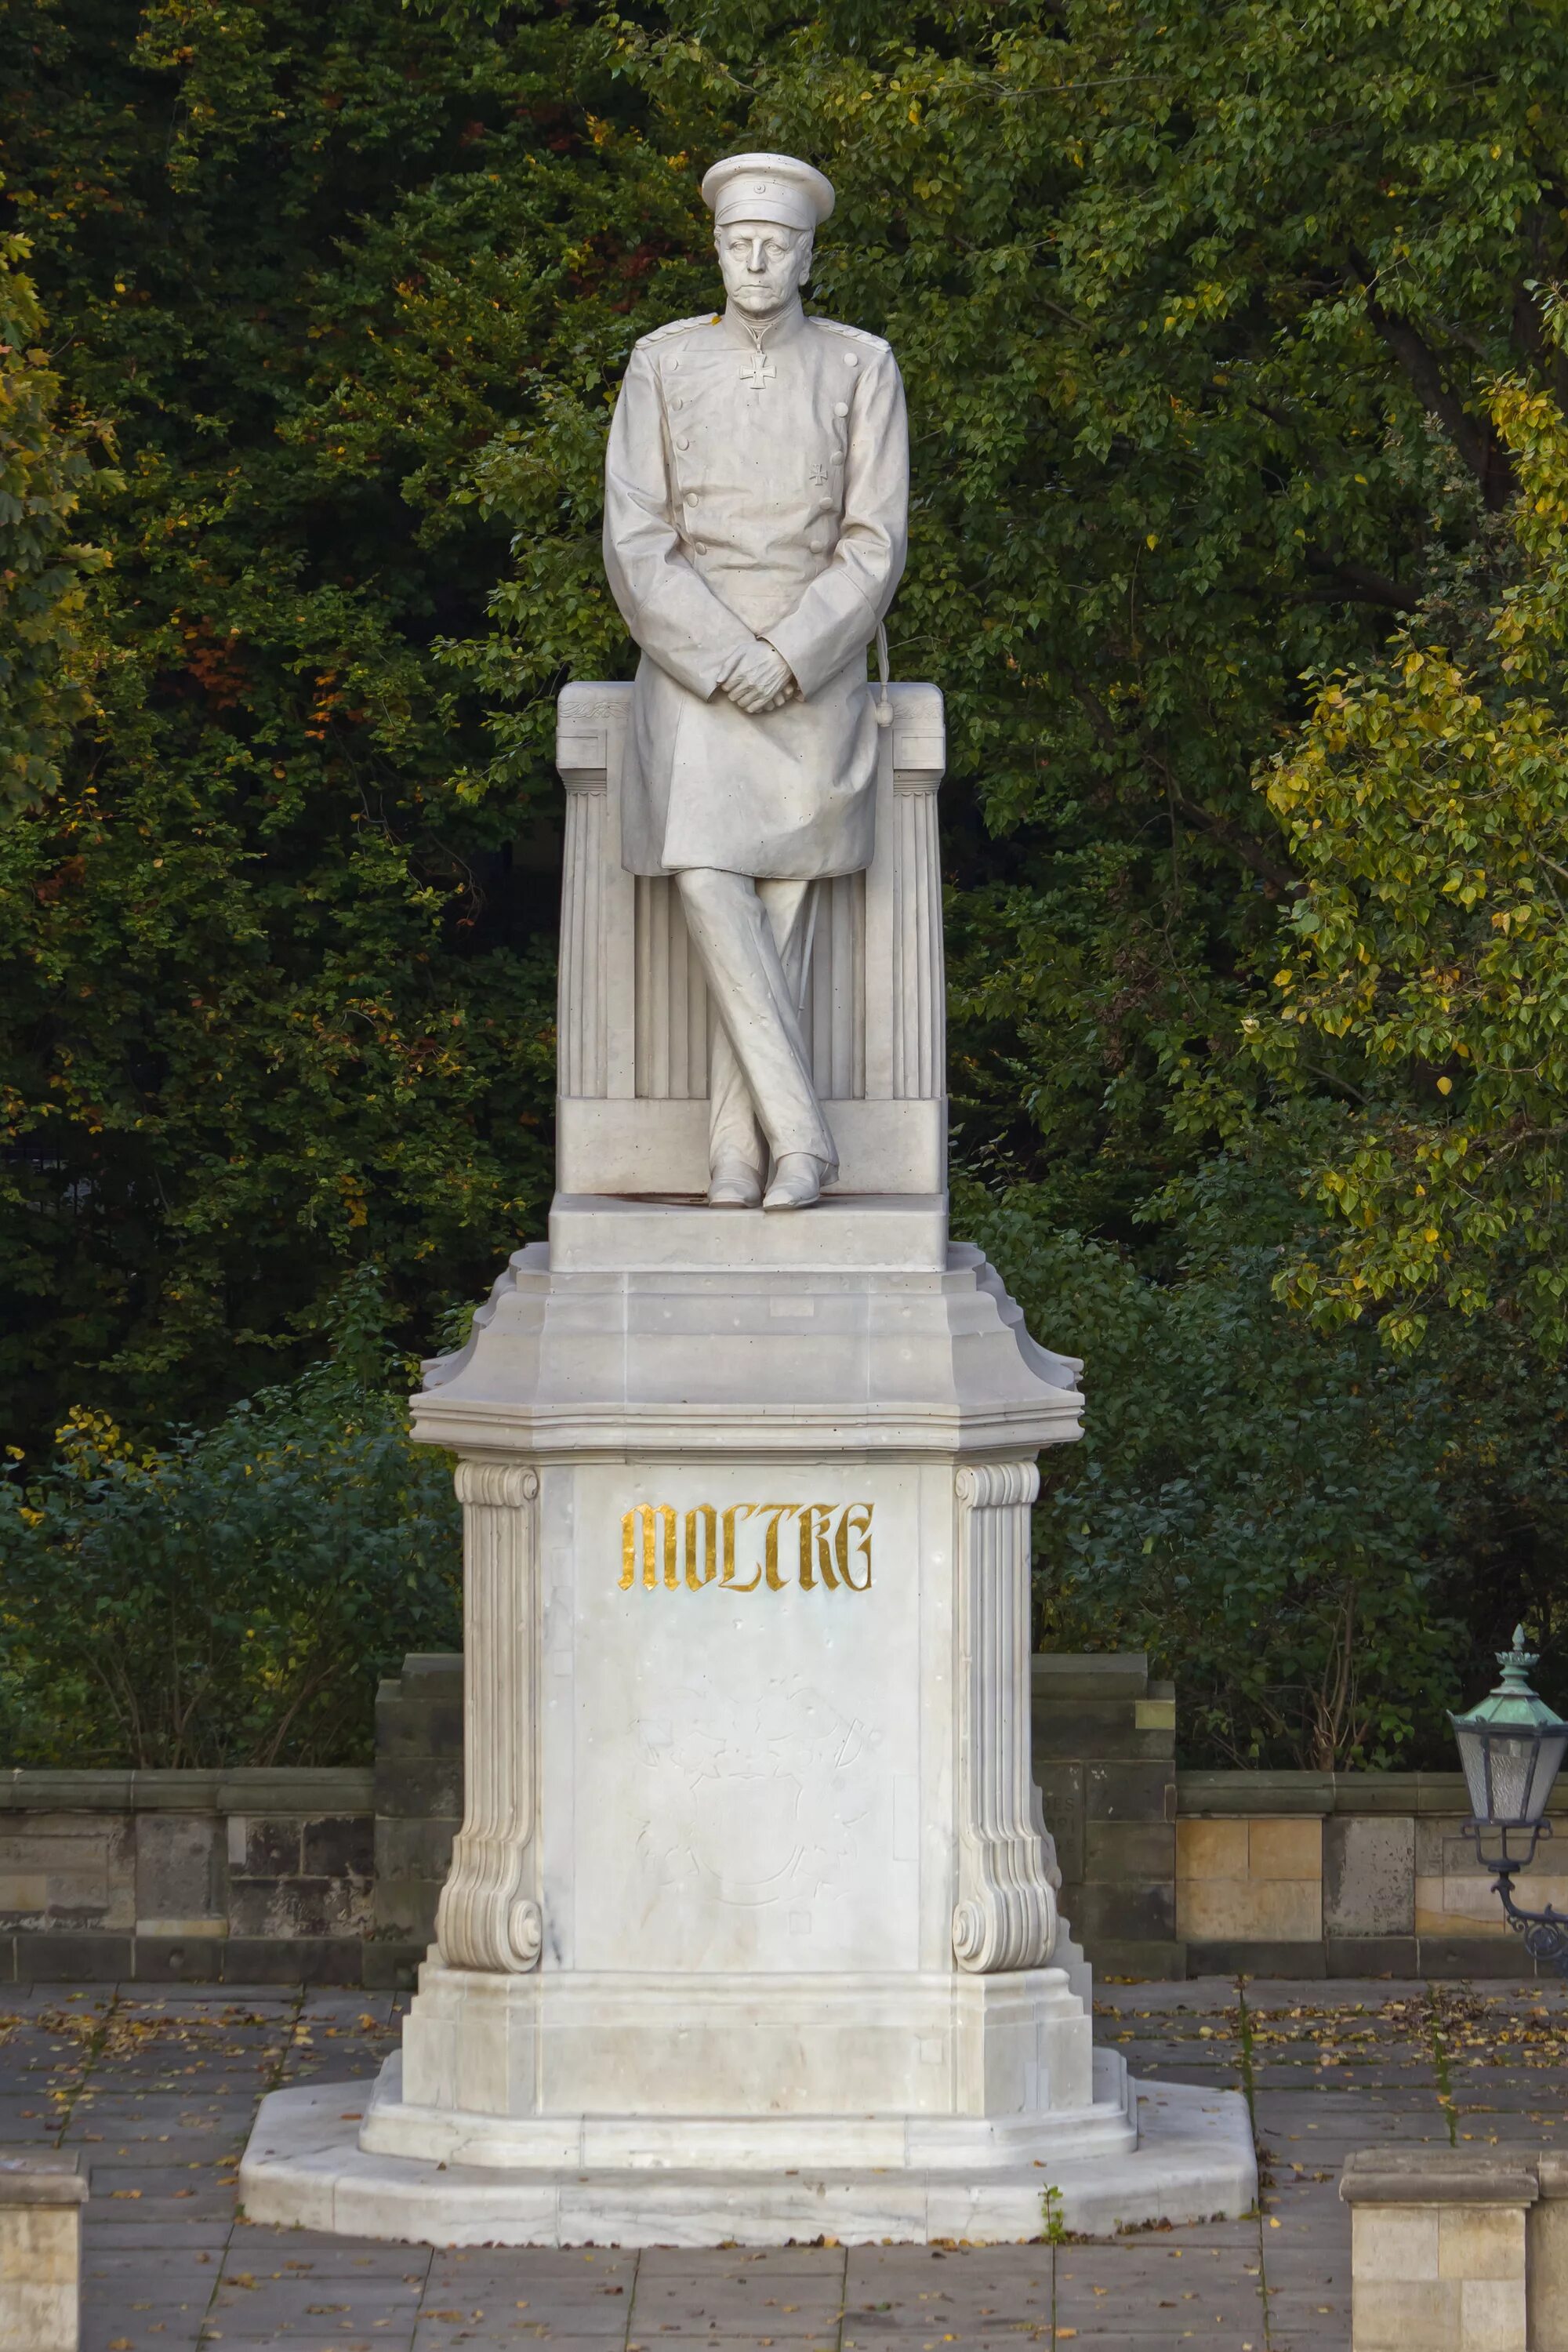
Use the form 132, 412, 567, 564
1303, 551, 1418, 612
1070, 676, 1300, 895
1142, 727, 1302, 897
1509, 229, 1568, 422
1169, 794, 1300, 896
1350, 254, 1515, 510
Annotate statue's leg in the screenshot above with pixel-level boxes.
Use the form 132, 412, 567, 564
706, 878, 818, 1178
705, 1030, 765, 1192
758, 877, 817, 1013
677, 869, 836, 1183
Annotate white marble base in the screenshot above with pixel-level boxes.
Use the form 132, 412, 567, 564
238, 2065, 1256, 2247
383, 1963, 1105, 2151
411, 1236, 1083, 1457
555, 1098, 947, 1198
358, 1188, 1208, 2257
367, 2038, 1132, 2169
548, 1191, 949, 1274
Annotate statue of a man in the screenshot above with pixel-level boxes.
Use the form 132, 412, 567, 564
604, 152, 909, 1209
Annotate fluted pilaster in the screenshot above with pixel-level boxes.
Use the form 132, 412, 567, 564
633, 876, 710, 1098
558, 769, 607, 1100
890, 772, 943, 1101
804, 871, 866, 1098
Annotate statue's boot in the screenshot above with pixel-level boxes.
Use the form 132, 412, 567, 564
709, 1156, 764, 1207
763, 1152, 829, 1211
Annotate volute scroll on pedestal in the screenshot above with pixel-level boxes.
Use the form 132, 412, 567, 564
951, 1460, 1060, 1973
435, 1461, 544, 1974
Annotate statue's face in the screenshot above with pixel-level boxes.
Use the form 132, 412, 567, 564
716, 220, 812, 318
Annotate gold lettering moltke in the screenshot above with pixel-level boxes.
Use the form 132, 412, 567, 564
620, 1503, 873, 1594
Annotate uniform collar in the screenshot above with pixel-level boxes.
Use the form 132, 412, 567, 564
721, 296, 808, 352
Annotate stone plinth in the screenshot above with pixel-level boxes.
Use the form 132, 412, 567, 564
1342, 2149, 1534, 2352
0, 2154, 86, 2352
1533, 2152, 1568, 2352
343, 1194, 1128, 2212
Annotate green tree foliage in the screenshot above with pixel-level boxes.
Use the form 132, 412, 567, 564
961, 1180, 1461, 1768
963, 1163, 1568, 1766
0, 0, 566, 1451
0, 199, 110, 811
4, 0, 1568, 1760
1251, 376, 1568, 1351
0, 1270, 459, 1766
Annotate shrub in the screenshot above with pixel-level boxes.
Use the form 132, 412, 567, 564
957, 1171, 1475, 1769
0, 1272, 459, 1766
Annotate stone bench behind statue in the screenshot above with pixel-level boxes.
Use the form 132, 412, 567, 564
554, 677, 946, 1197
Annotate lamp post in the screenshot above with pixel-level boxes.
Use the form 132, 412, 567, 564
1451, 1627, 1568, 1971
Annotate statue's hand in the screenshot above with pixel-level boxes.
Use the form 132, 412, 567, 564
720, 641, 797, 715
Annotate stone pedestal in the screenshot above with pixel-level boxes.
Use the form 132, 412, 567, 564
0, 2154, 86, 2352
239, 683, 1256, 2244
1342, 2149, 1537, 2352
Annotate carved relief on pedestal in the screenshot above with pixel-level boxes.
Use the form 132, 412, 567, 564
951, 1461, 1058, 1973
435, 1463, 543, 1973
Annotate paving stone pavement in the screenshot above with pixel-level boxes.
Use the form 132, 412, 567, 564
5, 1973, 1568, 2350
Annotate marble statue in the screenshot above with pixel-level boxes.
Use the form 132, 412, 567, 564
603, 152, 909, 1210
238, 147, 1258, 2252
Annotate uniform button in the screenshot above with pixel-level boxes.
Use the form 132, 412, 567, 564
677, 435, 690, 449
834, 401, 848, 416
671, 396, 684, 410
693, 541, 707, 554
668, 356, 681, 369
844, 352, 858, 367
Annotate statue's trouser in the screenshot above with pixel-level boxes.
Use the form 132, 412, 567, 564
676, 867, 837, 1174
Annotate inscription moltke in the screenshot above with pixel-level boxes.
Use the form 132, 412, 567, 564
621, 1501, 873, 1593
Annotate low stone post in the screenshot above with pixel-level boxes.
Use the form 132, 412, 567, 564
1341, 2147, 1535, 2352
0, 2153, 88, 2352
1531, 2153, 1568, 2352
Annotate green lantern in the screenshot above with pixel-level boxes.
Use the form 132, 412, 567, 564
1450, 1628, 1568, 1864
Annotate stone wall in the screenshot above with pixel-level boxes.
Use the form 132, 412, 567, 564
0, 1650, 1553, 1982
372, 1652, 462, 1947
1030, 1653, 1180, 1979
1034, 1659, 1565, 1980
0, 1654, 462, 1988
0, 1766, 379, 1984
1174, 1770, 1568, 1978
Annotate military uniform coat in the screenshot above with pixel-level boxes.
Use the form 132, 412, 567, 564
603, 299, 909, 879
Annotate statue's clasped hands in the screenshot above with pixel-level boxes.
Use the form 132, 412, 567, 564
720, 639, 797, 715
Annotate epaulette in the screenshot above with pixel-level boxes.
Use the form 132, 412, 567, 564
811, 316, 891, 354
635, 313, 721, 350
